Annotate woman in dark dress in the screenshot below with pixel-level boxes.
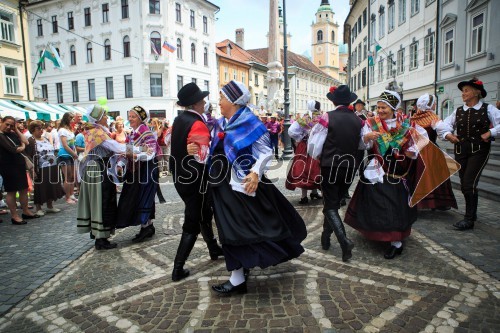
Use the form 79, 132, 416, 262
0, 116, 37, 224
206, 81, 307, 295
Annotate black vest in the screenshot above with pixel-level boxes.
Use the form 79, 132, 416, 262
456, 103, 490, 144
320, 106, 363, 168
169, 111, 208, 195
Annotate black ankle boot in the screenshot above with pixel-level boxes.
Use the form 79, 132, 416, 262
95, 238, 117, 250
172, 233, 197, 281
453, 193, 475, 231
133, 225, 155, 242
299, 197, 308, 205
310, 192, 323, 200
321, 218, 332, 250
324, 209, 354, 262
384, 245, 403, 259
200, 223, 224, 260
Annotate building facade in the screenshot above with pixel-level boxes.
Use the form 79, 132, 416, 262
436, 0, 500, 119
27, 0, 219, 121
344, 0, 369, 102
0, 0, 34, 102
311, 0, 341, 82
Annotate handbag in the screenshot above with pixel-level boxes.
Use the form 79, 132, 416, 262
4, 134, 34, 171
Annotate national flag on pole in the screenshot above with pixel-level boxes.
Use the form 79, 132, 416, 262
150, 41, 160, 56
37, 44, 64, 72
375, 44, 382, 58
162, 40, 176, 53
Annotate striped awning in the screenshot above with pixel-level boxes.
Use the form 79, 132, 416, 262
0, 99, 40, 120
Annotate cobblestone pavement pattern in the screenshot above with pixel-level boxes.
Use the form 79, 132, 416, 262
0, 161, 499, 332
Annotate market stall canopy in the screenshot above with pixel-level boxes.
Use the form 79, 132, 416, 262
0, 99, 42, 120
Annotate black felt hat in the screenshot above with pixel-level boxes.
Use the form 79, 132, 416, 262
177, 83, 209, 107
458, 78, 487, 98
353, 99, 366, 106
327, 85, 357, 106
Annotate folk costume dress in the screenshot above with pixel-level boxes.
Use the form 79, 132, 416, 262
285, 115, 321, 191
411, 94, 457, 210
116, 123, 160, 229
77, 123, 126, 240
344, 116, 428, 242
209, 106, 307, 271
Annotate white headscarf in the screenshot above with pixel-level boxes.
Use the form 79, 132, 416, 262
416, 93, 436, 112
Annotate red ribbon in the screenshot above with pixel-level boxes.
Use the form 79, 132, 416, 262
217, 132, 225, 140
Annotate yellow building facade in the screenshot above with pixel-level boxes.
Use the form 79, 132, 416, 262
311, 0, 340, 81
216, 40, 250, 89
0, 0, 33, 101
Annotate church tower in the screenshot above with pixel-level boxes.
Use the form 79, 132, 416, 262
311, 0, 340, 80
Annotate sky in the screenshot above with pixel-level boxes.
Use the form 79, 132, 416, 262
212, 0, 351, 57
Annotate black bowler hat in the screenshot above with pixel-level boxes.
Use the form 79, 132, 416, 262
327, 85, 357, 106
458, 78, 487, 98
177, 83, 209, 107
353, 99, 366, 106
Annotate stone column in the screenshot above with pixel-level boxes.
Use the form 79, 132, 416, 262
266, 0, 283, 114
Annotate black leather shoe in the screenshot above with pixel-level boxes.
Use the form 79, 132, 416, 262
21, 214, 39, 219
133, 225, 155, 242
320, 232, 331, 250
453, 220, 474, 231
299, 197, 308, 205
90, 232, 95, 239
95, 238, 118, 250
212, 280, 247, 296
384, 245, 403, 259
11, 218, 27, 225
310, 192, 323, 200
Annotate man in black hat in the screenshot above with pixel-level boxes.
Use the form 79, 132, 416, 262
308, 85, 363, 262
437, 78, 500, 230
353, 99, 368, 121
170, 83, 223, 281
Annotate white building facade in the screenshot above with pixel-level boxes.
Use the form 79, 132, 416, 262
436, 0, 500, 120
365, 0, 438, 112
27, 0, 219, 121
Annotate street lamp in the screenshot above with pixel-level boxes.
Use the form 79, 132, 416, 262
281, 0, 293, 160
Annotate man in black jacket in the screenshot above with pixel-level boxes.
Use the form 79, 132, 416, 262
170, 83, 223, 281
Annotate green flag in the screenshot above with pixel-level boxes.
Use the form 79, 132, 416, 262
375, 44, 382, 58
37, 45, 64, 73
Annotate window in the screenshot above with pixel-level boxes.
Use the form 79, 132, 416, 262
358, 43, 362, 64
242, 72, 246, 84
387, 55, 394, 78
363, 9, 367, 26
38, 50, 45, 70
411, 0, 419, 16
388, 2, 395, 32
88, 79, 96, 101
397, 48, 405, 74
177, 75, 183, 92
441, 100, 453, 119
70, 45, 76, 65
102, 3, 109, 23
378, 59, 384, 82
84, 8, 91, 26
233, 69, 237, 80
124, 75, 133, 98
369, 66, 375, 84
353, 76, 357, 90
121, 0, 129, 19
255, 73, 259, 86
362, 68, 367, 87
204, 80, 209, 91
191, 43, 196, 63
104, 39, 111, 60
150, 31, 161, 55
363, 37, 368, 59
86, 42, 93, 63
191, 78, 197, 85
357, 16, 362, 34
358, 72, 362, 90
41, 84, 48, 99
204, 47, 208, 66
190, 10, 195, 28
424, 33, 434, 64
150, 74, 163, 96
176, 38, 182, 59
106, 77, 114, 99
149, 0, 160, 14
444, 28, 454, 65
471, 12, 484, 56
398, 0, 406, 24
203, 16, 208, 33
123, 35, 130, 57
379, 7, 385, 39
3, 66, 19, 95
331, 31, 335, 43
0, 11, 14, 43
176, 3, 181, 22
56, 83, 63, 103
52, 15, 58, 33
36, 19, 43, 37
71, 81, 79, 102
370, 16, 376, 44
67, 12, 74, 30
410, 42, 418, 70
317, 30, 323, 42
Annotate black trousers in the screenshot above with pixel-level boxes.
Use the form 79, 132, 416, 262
321, 166, 355, 211
175, 181, 213, 235
454, 142, 490, 195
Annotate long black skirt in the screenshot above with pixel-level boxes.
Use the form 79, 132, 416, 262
345, 176, 417, 242
116, 159, 159, 228
211, 176, 307, 271
33, 165, 65, 205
